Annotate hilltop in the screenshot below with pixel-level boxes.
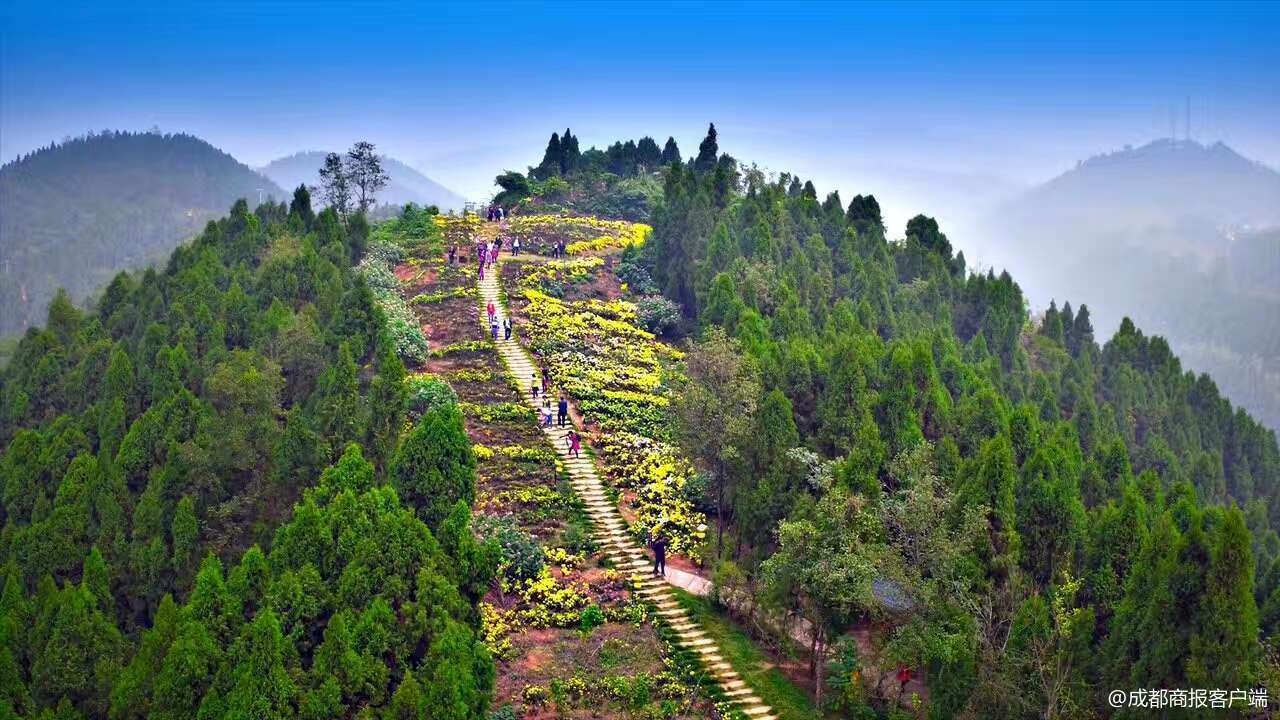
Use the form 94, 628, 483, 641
974, 139, 1280, 428
259, 150, 465, 212
0, 131, 282, 336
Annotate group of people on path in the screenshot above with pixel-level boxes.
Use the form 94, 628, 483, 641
532, 367, 571, 431
486, 301, 511, 341
455, 235, 523, 278
485, 205, 505, 222
549, 240, 568, 259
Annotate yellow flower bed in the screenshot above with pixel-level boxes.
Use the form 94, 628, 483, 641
510, 261, 707, 560
433, 213, 484, 244
506, 214, 651, 255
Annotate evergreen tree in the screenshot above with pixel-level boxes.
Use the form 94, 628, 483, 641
560, 128, 580, 174
365, 336, 407, 472
170, 497, 199, 580
694, 123, 719, 173
660, 136, 681, 165
1041, 300, 1065, 344
534, 132, 562, 180
1069, 304, 1094, 357
222, 610, 296, 720
390, 403, 476, 531
845, 193, 884, 230
289, 184, 314, 228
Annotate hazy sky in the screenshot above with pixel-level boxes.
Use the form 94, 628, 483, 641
3, 0, 1278, 237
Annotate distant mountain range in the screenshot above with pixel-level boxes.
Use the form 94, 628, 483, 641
974, 139, 1280, 429
258, 151, 464, 212
0, 131, 283, 337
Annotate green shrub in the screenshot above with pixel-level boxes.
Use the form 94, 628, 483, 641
406, 375, 457, 417
578, 604, 606, 633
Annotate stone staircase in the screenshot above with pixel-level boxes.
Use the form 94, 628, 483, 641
478, 265, 777, 720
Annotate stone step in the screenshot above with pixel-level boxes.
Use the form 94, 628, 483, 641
475, 275, 774, 720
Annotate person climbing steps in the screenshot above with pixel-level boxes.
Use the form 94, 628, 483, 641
650, 530, 667, 577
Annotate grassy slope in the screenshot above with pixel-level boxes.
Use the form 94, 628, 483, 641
671, 588, 829, 720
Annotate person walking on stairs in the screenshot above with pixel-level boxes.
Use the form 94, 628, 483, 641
486, 301, 496, 326
557, 395, 568, 427
531, 374, 540, 399
512, 237, 521, 256
541, 398, 554, 427
566, 430, 581, 458
490, 318, 499, 341
650, 530, 667, 577
503, 317, 512, 340
541, 367, 550, 394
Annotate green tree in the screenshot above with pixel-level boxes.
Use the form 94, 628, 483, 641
365, 337, 407, 471
671, 328, 760, 556
318, 152, 351, 218
222, 609, 296, 720
693, 122, 719, 173
345, 141, 389, 215
660, 136, 681, 165
171, 497, 199, 581
390, 403, 476, 531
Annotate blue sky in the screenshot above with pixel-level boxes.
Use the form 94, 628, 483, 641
3, 1, 1278, 235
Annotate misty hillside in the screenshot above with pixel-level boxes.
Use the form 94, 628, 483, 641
0, 130, 283, 336
259, 150, 465, 211
976, 139, 1280, 429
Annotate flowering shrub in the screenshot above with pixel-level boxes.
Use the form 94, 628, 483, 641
409, 286, 474, 305
477, 485, 566, 513
496, 445, 558, 463
459, 401, 535, 424
635, 295, 681, 335
430, 339, 495, 358
508, 265, 706, 558
447, 368, 499, 383
506, 214, 650, 256
598, 433, 706, 557
358, 240, 428, 364
476, 515, 546, 587
519, 256, 603, 296
406, 373, 457, 416
544, 546, 586, 572
433, 213, 483, 244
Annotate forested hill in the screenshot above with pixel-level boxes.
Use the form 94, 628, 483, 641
974, 139, 1280, 429
0, 131, 284, 337
498, 126, 1280, 716
0, 193, 494, 718
259, 151, 465, 212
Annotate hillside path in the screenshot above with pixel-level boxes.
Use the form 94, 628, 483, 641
478, 261, 776, 720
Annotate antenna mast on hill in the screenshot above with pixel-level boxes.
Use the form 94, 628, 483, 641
1186, 96, 1191, 143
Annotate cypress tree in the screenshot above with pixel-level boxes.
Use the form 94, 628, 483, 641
660, 136, 681, 165
289, 184, 314, 228
535, 132, 562, 179
694, 123, 718, 173
1069, 304, 1094, 357
390, 403, 476, 531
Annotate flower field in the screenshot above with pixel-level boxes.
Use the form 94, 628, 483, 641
506, 213, 651, 255
499, 221, 708, 561
390, 219, 718, 719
